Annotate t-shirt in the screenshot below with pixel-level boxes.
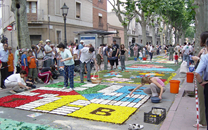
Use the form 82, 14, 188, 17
60, 49, 74, 66
44, 44, 52, 56
80, 47, 96, 63
6, 74, 26, 85
41, 67, 51, 73
112, 44, 119, 57
21, 54, 28, 66
174, 55, 179, 60
36, 45, 44, 58
168, 47, 174, 54
7, 53, 14, 72
104, 47, 112, 56
27, 56, 36, 68
183, 45, 190, 55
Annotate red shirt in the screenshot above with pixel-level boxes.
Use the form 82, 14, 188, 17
174, 55, 179, 60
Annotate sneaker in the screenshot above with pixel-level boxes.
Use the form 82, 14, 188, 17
87, 80, 92, 82
9, 90, 16, 94
129, 124, 144, 130
68, 88, 74, 91
62, 87, 67, 90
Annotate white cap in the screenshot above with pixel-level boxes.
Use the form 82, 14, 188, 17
80, 40, 84, 43
46, 39, 51, 42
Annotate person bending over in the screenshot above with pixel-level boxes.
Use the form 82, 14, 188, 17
129, 76, 166, 99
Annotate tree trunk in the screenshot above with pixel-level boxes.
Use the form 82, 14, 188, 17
194, 0, 207, 54
141, 12, 147, 46
176, 30, 180, 45
11, 0, 31, 49
124, 25, 128, 60
181, 30, 185, 45
151, 26, 156, 45
169, 25, 173, 45
164, 23, 168, 45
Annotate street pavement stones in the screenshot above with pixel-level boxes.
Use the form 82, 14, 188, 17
0, 55, 185, 130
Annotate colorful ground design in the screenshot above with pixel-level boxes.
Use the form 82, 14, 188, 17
75, 70, 176, 85
140, 55, 182, 64
0, 118, 59, 130
122, 64, 175, 71
0, 83, 150, 124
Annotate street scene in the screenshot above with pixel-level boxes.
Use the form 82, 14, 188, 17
0, 0, 207, 130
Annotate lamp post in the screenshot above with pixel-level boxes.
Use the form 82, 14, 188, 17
61, 3, 69, 46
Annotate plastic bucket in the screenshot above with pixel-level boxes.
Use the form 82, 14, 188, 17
187, 72, 194, 83
169, 80, 180, 94
134, 58, 137, 61
143, 57, 147, 61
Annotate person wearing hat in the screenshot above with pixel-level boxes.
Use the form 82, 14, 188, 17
57, 43, 74, 90
0, 43, 9, 89
78, 40, 84, 59
7, 46, 14, 76
44, 39, 53, 67
36, 40, 45, 70
21, 48, 28, 76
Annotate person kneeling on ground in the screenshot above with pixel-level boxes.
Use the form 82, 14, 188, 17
26, 75, 36, 89
38, 65, 55, 84
129, 76, 166, 99
4, 70, 31, 94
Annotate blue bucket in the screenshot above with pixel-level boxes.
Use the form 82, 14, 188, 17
189, 66, 195, 72
134, 58, 137, 61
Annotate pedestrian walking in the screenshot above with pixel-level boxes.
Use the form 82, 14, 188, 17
168, 45, 174, 61
110, 40, 119, 70
182, 42, 190, 67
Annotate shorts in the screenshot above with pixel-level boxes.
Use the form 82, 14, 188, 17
110, 59, 118, 66
96, 54, 101, 65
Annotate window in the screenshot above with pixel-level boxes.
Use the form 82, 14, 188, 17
99, 16, 103, 27
76, 2, 81, 18
26, 2, 37, 13
55, 0, 61, 15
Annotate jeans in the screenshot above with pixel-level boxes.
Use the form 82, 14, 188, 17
183, 54, 190, 67
64, 65, 74, 88
80, 61, 91, 82
204, 83, 208, 128
149, 52, 153, 60
120, 55, 125, 71
1, 62, 8, 88
103, 55, 108, 70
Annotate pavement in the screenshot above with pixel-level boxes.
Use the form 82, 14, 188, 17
0, 54, 202, 130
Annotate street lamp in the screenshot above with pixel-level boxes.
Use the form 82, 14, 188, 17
61, 3, 69, 46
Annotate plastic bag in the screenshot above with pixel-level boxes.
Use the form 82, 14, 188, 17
180, 61, 188, 73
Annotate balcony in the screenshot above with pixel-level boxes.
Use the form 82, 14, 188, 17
27, 9, 44, 23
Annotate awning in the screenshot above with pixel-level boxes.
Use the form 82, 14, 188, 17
74, 30, 118, 35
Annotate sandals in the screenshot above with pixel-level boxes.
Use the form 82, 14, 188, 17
193, 123, 207, 128
129, 124, 144, 130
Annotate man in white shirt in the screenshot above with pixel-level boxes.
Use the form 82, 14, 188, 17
80, 46, 98, 83
182, 42, 190, 67
188, 43, 194, 53
4, 70, 31, 94
44, 39, 53, 67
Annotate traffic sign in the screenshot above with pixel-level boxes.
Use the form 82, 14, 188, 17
7, 25, 12, 31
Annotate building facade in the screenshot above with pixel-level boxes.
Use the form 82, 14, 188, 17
2, 0, 94, 49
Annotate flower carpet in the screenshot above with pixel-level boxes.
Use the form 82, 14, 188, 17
0, 82, 150, 124
121, 64, 175, 71
0, 118, 59, 130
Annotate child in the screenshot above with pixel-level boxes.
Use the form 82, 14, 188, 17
189, 52, 194, 64
27, 50, 38, 83
26, 75, 36, 88
21, 49, 28, 76
139, 50, 143, 60
174, 52, 179, 64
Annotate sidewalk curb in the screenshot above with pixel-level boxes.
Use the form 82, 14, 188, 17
160, 76, 186, 130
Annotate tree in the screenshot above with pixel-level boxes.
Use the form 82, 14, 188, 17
194, 0, 208, 54
11, 0, 31, 49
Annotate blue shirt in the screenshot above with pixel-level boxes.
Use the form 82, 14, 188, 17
21, 54, 28, 66
0, 49, 9, 62
195, 53, 208, 81
78, 44, 84, 50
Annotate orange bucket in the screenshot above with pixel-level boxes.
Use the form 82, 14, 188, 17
169, 80, 180, 94
186, 72, 194, 83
